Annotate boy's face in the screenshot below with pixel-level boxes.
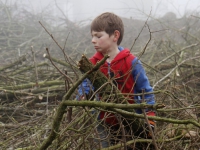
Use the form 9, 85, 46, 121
91, 31, 117, 54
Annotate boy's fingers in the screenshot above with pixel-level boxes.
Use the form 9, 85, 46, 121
148, 120, 155, 126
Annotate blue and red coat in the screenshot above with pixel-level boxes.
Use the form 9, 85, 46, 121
78, 48, 155, 125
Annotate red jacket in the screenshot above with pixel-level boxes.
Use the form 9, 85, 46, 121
90, 49, 136, 125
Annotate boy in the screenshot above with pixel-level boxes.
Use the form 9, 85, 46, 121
77, 12, 155, 149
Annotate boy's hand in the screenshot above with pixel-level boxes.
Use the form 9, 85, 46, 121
146, 111, 156, 127
148, 120, 155, 127
144, 120, 155, 138
146, 111, 156, 138
146, 111, 156, 126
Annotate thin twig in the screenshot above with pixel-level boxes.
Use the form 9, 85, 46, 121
141, 89, 159, 150
39, 21, 78, 79
31, 46, 39, 87
45, 48, 74, 85
130, 9, 151, 52
137, 23, 152, 59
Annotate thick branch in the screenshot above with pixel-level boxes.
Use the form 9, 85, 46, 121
62, 100, 165, 110
112, 108, 200, 128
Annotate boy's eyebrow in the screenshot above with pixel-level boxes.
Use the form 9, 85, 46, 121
91, 32, 98, 36
91, 33, 99, 37
91, 31, 102, 36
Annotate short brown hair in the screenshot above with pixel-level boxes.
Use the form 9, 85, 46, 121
91, 12, 124, 45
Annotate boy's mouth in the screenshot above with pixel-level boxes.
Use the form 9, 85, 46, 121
94, 46, 99, 49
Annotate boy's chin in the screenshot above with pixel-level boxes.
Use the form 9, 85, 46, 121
96, 49, 102, 52
95, 48, 108, 55
96, 49, 106, 54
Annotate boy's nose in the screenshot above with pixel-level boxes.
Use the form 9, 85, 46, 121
91, 37, 96, 43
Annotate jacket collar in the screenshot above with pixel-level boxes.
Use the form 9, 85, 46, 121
92, 48, 131, 63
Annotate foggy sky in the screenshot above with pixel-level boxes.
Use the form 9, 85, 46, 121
3, 0, 200, 23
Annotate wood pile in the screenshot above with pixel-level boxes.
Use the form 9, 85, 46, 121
0, 2, 200, 150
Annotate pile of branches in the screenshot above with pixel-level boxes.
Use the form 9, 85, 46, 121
0, 25, 200, 150
0, 1, 200, 150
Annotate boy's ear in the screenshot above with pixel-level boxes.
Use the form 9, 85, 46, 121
113, 30, 120, 43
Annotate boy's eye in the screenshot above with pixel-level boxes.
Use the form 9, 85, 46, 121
95, 34, 102, 38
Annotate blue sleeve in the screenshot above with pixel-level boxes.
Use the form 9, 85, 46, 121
76, 78, 94, 100
132, 58, 155, 106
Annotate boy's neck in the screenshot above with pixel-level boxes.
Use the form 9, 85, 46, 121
104, 46, 120, 63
